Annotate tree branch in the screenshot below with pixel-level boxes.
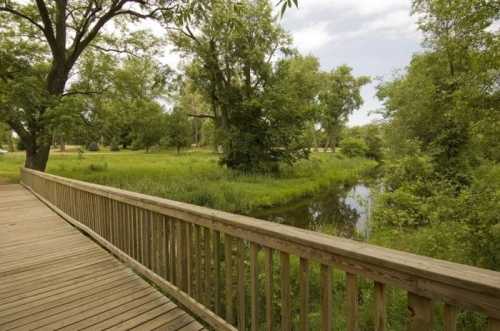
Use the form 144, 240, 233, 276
0, 6, 45, 32
90, 44, 140, 57
187, 113, 215, 119
34, 0, 57, 52
61, 90, 104, 97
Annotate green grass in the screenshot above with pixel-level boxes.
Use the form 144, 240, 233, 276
0, 149, 376, 213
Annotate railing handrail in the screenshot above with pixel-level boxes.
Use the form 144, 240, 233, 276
20, 167, 500, 320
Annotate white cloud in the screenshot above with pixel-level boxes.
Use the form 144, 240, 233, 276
292, 22, 333, 53
281, 0, 422, 126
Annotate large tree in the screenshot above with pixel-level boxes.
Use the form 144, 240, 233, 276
378, 0, 499, 179
0, 0, 187, 170
318, 65, 370, 152
172, 0, 318, 172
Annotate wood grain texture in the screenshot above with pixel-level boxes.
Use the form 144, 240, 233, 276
407, 292, 433, 331
299, 257, 309, 331
488, 318, 500, 331
321, 264, 332, 331
374, 282, 386, 331
281, 252, 291, 331
19, 168, 500, 330
346, 273, 359, 331
0, 184, 205, 331
443, 304, 457, 331
19, 168, 500, 319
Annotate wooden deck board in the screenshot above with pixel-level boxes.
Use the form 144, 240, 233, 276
0, 184, 203, 331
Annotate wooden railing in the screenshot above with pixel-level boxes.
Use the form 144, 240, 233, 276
21, 168, 500, 331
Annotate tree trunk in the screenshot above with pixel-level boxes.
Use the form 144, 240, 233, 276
324, 135, 330, 152
7, 131, 14, 152
59, 137, 66, 152
331, 135, 336, 153
25, 143, 51, 171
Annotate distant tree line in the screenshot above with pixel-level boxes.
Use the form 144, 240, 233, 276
0, 0, 369, 173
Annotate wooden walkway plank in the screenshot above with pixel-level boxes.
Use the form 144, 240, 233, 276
0, 276, 144, 323
0, 281, 153, 330
0, 185, 204, 331
61, 296, 167, 330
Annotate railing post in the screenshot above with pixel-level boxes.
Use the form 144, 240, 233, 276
443, 304, 457, 331
374, 282, 386, 331
407, 292, 432, 331
489, 318, 500, 331
320, 264, 332, 331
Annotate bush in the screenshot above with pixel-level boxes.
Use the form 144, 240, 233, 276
16, 139, 25, 151
340, 137, 368, 157
110, 138, 120, 152
86, 142, 99, 151
88, 162, 108, 172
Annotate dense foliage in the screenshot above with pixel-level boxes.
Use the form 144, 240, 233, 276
171, 0, 319, 172
0, 0, 200, 170
371, 0, 500, 272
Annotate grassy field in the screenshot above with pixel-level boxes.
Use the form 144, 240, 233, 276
0, 149, 376, 213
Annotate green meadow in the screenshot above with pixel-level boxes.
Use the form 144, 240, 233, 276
0, 149, 375, 214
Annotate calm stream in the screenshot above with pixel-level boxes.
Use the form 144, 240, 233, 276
251, 183, 373, 239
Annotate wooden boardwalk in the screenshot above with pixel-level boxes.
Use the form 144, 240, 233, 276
0, 185, 206, 331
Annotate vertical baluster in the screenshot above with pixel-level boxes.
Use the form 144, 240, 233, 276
488, 318, 500, 331
250, 243, 259, 331
204, 227, 211, 307
443, 304, 457, 331
214, 231, 221, 315
96, 195, 102, 236
109, 199, 114, 245
264, 247, 273, 331
299, 257, 309, 331
225, 234, 234, 324
142, 209, 148, 266
137, 207, 142, 262
147, 210, 153, 269
175, 220, 181, 285
321, 264, 332, 331
194, 225, 201, 298
151, 212, 158, 273
170, 219, 176, 283
89, 193, 94, 232
113, 200, 119, 249
281, 252, 291, 331
161, 215, 168, 279
125, 204, 131, 257
346, 273, 358, 331
120, 202, 125, 251
163, 216, 172, 282
186, 223, 193, 295
374, 282, 386, 331
180, 221, 188, 291
407, 292, 432, 331
134, 207, 140, 261
120, 202, 125, 252
237, 240, 246, 331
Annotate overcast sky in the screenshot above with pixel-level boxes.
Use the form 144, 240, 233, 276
280, 0, 423, 126
158, 0, 423, 126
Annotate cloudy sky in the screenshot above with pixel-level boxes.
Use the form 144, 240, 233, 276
157, 0, 424, 126
280, 0, 423, 126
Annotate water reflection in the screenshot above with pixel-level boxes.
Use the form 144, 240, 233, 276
251, 183, 372, 239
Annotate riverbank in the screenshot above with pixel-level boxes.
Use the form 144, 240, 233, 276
0, 149, 376, 213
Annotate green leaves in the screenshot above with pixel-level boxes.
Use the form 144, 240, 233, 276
277, 0, 298, 17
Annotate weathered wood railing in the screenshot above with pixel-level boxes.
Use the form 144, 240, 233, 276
21, 168, 500, 331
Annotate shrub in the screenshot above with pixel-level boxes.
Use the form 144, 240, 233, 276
87, 142, 99, 151
16, 139, 25, 151
110, 138, 120, 152
88, 162, 108, 172
340, 137, 368, 157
